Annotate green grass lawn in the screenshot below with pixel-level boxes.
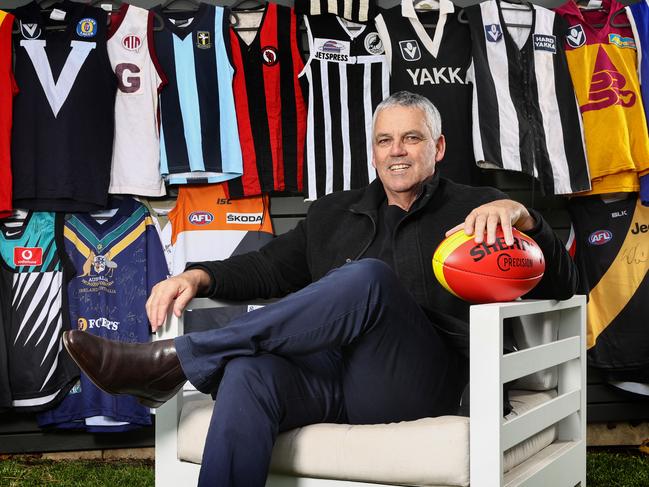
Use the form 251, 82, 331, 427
0, 457, 154, 487
0, 449, 648, 486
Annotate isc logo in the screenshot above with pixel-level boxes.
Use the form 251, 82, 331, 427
188, 211, 214, 225
588, 230, 613, 245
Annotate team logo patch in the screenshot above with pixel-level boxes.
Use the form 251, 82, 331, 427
261, 46, 278, 66
196, 31, 211, 49
313, 37, 350, 63
566, 24, 586, 49
581, 46, 635, 112
78, 316, 120, 331
588, 230, 613, 245
189, 211, 214, 225
399, 40, 421, 61
76, 18, 97, 38
364, 32, 384, 55
533, 34, 556, 53
485, 24, 502, 42
20, 22, 41, 39
122, 34, 142, 51
322, 40, 344, 53
609, 33, 636, 50
13, 247, 43, 266
314, 38, 350, 62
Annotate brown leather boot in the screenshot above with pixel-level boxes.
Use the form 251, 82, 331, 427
62, 330, 187, 408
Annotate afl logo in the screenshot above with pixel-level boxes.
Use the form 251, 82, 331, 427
76, 18, 97, 38
188, 211, 214, 225
77, 318, 88, 331
261, 46, 278, 66
364, 32, 384, 55
588, 230, 613, 245
122, 34, 142, 51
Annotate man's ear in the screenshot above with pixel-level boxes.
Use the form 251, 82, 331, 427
435, 135, 446, 162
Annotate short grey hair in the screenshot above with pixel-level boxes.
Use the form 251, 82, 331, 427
372, 91, 442, 141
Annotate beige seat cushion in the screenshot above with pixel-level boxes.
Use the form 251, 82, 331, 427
177, 390, 556, 487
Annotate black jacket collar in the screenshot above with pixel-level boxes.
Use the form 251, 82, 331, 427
350, 171, 441, 214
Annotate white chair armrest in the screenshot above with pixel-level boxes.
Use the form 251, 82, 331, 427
469, 296, 587, 487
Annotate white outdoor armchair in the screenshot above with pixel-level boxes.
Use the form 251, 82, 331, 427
155, 295, 586, 487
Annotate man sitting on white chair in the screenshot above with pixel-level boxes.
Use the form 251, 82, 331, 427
63, 91, 578, 486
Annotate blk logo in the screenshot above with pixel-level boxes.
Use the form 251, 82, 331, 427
588, 230, 613, 245
188, 211, 214, 225
581, 46, 635, 113
485, 24, 502, 42
399, 40, 421, 61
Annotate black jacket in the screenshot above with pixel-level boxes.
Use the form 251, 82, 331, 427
189, 173, 578, 354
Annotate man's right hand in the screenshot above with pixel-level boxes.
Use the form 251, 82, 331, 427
146, 269, 211, 332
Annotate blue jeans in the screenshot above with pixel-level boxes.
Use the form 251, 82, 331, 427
175, 259, 461, 486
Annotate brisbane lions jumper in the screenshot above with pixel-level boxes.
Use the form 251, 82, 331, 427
556, 0, 649, 196
300, 14, 388, 200
568, 195, 649, 381
154, 4, 242, 185
0, 212, 78, 412
0, 11, 17, 219
227, 3, 307, 198
375, 0, 479, 185
11, 1, 116, 212
466, 0, 590, 195
107, 4, 167, 197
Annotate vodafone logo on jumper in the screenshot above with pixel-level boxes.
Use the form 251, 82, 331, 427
581, 46, 636, 113
14, 247, 43, 266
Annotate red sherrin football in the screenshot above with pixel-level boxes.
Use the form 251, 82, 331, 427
432, 227, 545, 303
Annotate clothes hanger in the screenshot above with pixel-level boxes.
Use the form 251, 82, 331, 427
413, 0, 439, 29
576, 0, 607, 28
230, 0, 266, 32
2, 209, 29, 226
161, 0, 202, 13
230, 0, 266, 12
499, 0, 533, 29
154, 0, 203, 31
609, 7, 631, 28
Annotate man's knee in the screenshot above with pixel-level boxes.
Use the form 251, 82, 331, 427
220, 357, 271, 392
345, 258, 398, 288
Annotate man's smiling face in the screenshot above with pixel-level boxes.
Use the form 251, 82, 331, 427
372, 105, 445, 206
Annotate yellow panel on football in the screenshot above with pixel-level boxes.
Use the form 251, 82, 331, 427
432, 231, 474, 298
